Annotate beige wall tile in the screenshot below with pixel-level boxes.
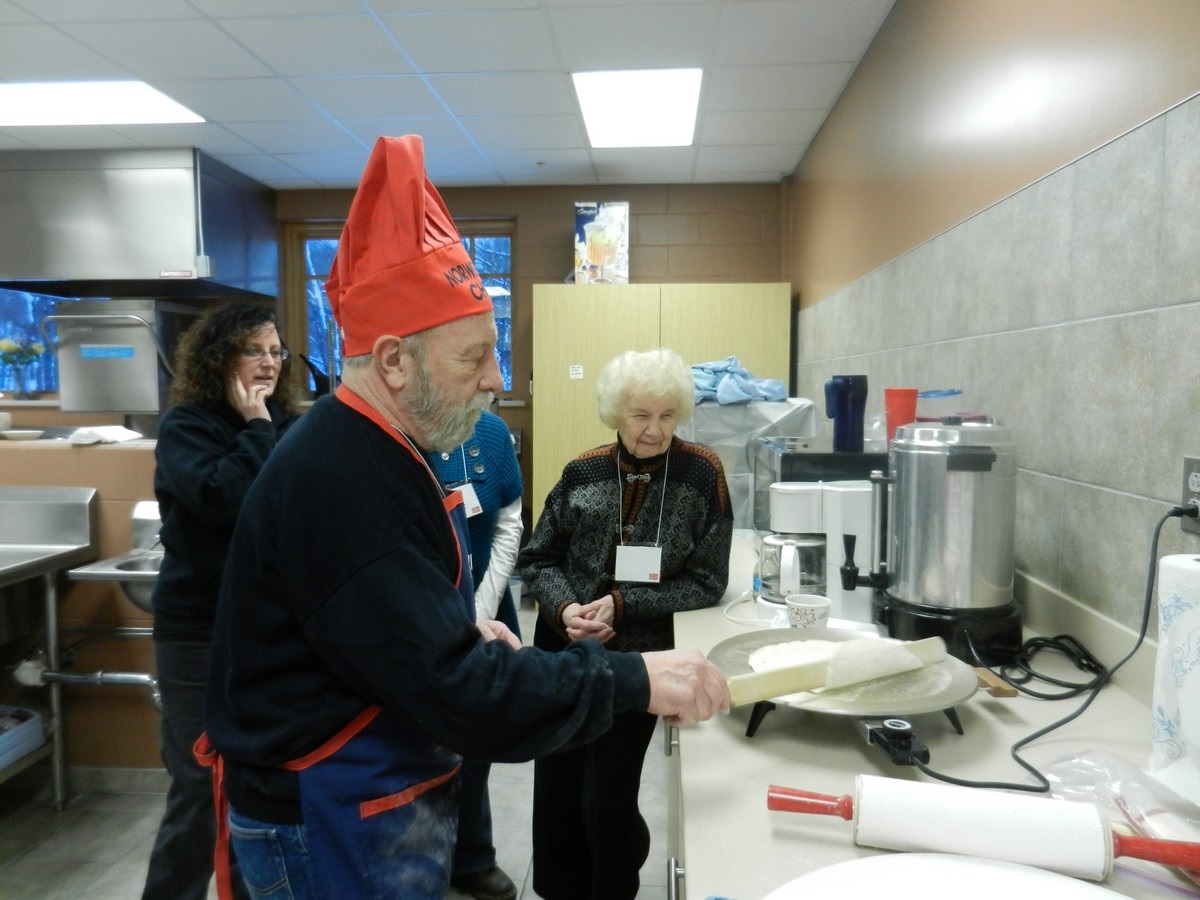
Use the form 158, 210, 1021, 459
667, 245, 732, 279
799, 93, 1200, 639
639, 214, 700, 246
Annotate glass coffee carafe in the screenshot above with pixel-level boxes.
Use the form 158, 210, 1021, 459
757, 533, 826, 604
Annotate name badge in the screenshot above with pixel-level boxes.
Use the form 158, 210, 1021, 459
452, 483, 483, 518
614, 543, 662, 583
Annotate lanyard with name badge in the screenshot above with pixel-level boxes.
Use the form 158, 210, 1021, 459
613, 451, 668, 583
441, 444, 483, 518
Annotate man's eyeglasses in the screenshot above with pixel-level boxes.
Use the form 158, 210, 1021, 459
241, 347, 289, 361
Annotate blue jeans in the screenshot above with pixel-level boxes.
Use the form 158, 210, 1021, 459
227, 807, 317, 900
453, 586, 520, 878
453, 757, 495, 876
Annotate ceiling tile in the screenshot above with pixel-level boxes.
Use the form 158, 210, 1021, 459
461, 116, 587, 151
339, 118, 475, 150
0, 0, 896, 188
488, 147, 597, 184
59, 19, 274, 80
547, 3, 721, 70
697, 143, 804, 174
105, 123, 266, 155
213, 152, 322, 186
0, 124, 139, 150
0, 1, 37, 24
190, 0, 363, 16
0, 24, 129, 79
591, 145, 698, 182
155, 78, 325, 123
12, 0, 201, 22
421, 147, 502, 184
292, 75, 446, 119
716, 0, 895, 65
273, 152, 376, 183
223, 119, 368, 155
427, 72, 576, 118
379, 9, 559, 73
371, 0, 542, 10
219, 14, 415, 77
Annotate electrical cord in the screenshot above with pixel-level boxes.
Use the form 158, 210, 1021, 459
992, 633, 1105, 699
723, 589, 783, 626
909, 504, 1196, 793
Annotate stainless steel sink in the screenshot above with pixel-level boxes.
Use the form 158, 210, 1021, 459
70, 548, 163, 612
67, 501, 161, 613
114, 551, 164, 576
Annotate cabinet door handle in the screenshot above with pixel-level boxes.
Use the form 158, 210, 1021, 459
667, 856, 685, 900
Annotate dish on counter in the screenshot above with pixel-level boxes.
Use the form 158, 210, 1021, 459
0, 430, 43, 440
707, 627, 978, 716
761, 853, 1123, 898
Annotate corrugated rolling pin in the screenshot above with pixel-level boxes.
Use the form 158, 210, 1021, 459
767, 774, 1200, 881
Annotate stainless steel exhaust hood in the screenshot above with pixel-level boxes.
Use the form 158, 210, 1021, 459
0, 148, 277, 300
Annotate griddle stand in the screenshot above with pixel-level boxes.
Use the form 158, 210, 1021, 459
743, 699, 965, 751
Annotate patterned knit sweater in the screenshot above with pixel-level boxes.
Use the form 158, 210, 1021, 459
519, 436, 732, 653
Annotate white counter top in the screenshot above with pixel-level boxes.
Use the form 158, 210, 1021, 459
671, 605, 1197, 900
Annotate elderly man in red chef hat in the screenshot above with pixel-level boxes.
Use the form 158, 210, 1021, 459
200, 135, 730, 900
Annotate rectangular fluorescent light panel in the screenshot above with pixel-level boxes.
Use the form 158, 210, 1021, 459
0, 81, 204, 126
573, 68, 702, 148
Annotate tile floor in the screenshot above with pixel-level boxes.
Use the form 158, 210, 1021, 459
0, 602, 674, 899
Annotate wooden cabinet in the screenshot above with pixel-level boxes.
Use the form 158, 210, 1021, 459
531, 282, 791, 520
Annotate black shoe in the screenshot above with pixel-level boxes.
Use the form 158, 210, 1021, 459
450, 865, 517, 900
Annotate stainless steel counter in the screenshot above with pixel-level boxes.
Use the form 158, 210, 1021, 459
669, 605, 1195, 899
0, 543, 97, 589
0, 486, 98, 808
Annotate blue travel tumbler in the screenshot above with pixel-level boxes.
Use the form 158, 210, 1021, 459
824, 375, 869, 452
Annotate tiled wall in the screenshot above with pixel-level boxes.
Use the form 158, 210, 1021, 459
796, 94, 1200, 655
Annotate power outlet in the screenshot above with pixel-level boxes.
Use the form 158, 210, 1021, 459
1183, 456, 1200, 535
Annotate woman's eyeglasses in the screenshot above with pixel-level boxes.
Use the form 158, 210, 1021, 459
241, 347, 289, 361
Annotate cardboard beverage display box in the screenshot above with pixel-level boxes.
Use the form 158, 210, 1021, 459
574, 201, 629, 284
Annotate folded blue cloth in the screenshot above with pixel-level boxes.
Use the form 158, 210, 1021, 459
692, 355, 787, 405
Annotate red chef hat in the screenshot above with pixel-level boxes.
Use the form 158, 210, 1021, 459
325, 135, 492, 355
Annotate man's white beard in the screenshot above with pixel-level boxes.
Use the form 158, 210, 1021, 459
408, 364, 491, 452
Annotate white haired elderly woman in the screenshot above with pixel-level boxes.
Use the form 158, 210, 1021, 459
518, 346, 733, 900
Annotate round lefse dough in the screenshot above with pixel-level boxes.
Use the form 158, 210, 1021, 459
747, 639, 839, 672
824, 639, 921, 689
747, 638, 922, 691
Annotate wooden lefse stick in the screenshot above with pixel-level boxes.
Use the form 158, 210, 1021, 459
973, 667, 1018, 698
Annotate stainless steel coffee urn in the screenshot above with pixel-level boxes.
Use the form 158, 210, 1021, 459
874, 418, 1021, 665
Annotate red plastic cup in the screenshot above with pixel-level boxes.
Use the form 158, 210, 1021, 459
885, 388, 919, 441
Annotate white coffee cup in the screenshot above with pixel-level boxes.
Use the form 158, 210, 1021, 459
785, 593, 831, 628
0, 412, 11, 430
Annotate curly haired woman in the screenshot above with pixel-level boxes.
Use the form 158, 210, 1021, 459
142, 303, 300, 900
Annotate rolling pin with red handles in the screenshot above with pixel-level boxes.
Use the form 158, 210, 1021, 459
767, 774, 1200, 881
